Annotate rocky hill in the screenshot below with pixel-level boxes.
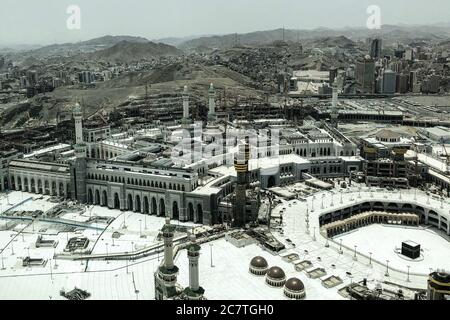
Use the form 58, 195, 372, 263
88, 41, 183, 63
179, 25, 450, 50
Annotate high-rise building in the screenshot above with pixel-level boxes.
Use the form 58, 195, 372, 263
329, 67, 338, 85
382, 70, 396, 94
356, 57, 375, 93
78, 71, 94, 84
428, 75, 440, 94
369, 38, 382, 59
26, 70, 38, 87
405, 49, 414, 62
396, 73, 410, 94
394, 49, 405, 59
409, 70, 418, 92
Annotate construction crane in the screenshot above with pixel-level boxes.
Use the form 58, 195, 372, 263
441, 141, 450, 167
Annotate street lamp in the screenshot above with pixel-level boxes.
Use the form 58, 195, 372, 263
369, 252, 372, 266
54, 248, 58, 269
49, 259, 53, 281
321, 194, 324, 209
1, 251, 5, 270
385, 260, 390, 277
139, 219, 142, 238
339, 239, 343, 254
407, 265, 411, 282
349, 275, 353, 300
209, 243, 214, 267
353, 245, 357, 261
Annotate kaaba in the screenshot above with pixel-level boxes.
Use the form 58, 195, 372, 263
401, 241, 420, 259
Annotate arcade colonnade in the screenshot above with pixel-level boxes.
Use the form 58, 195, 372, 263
318, 200, 450, 236
85, 184, 206, 223
7, 161, 71, 197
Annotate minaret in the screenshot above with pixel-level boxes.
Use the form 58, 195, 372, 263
73, 102, 84, 146
181, 85, 192, 129
182, 85, 189, 119
207, 83, 216, 122
72, 101, 87, 203
163, 217, 175, 269
184, 233, 204, 300
232, 140, 250, 228
154, 217, 179, 300
331, 85, 339, 128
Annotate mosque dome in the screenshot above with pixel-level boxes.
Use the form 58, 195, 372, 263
250, 256, 268, 269
249, 256, 268, 276
267, 266, 285, 279
284, 277, 306, 299
285, 277, 305, 292
265, 266, 286, 287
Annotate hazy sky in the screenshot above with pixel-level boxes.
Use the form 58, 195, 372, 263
1, 0, 448, 45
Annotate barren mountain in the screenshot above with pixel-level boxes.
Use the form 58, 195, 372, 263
87, 41, 183, 63
179, 25, 450, 50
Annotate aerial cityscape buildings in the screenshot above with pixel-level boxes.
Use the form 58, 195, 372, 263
0, 3, 450, 303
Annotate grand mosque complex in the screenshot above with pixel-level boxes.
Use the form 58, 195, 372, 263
0, 85, 449, 300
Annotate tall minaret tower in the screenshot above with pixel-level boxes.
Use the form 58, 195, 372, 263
163, 217, 175, 269
207, 83, 217, 123
73, 102, 84, 146
183, 85, 189, 119
181, 85, 191, 129
184, 233, 204, 300
71, 101, 87, 203
331, 85, 339, 129
232, 140, 251, 228
154, 217, 179, 300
